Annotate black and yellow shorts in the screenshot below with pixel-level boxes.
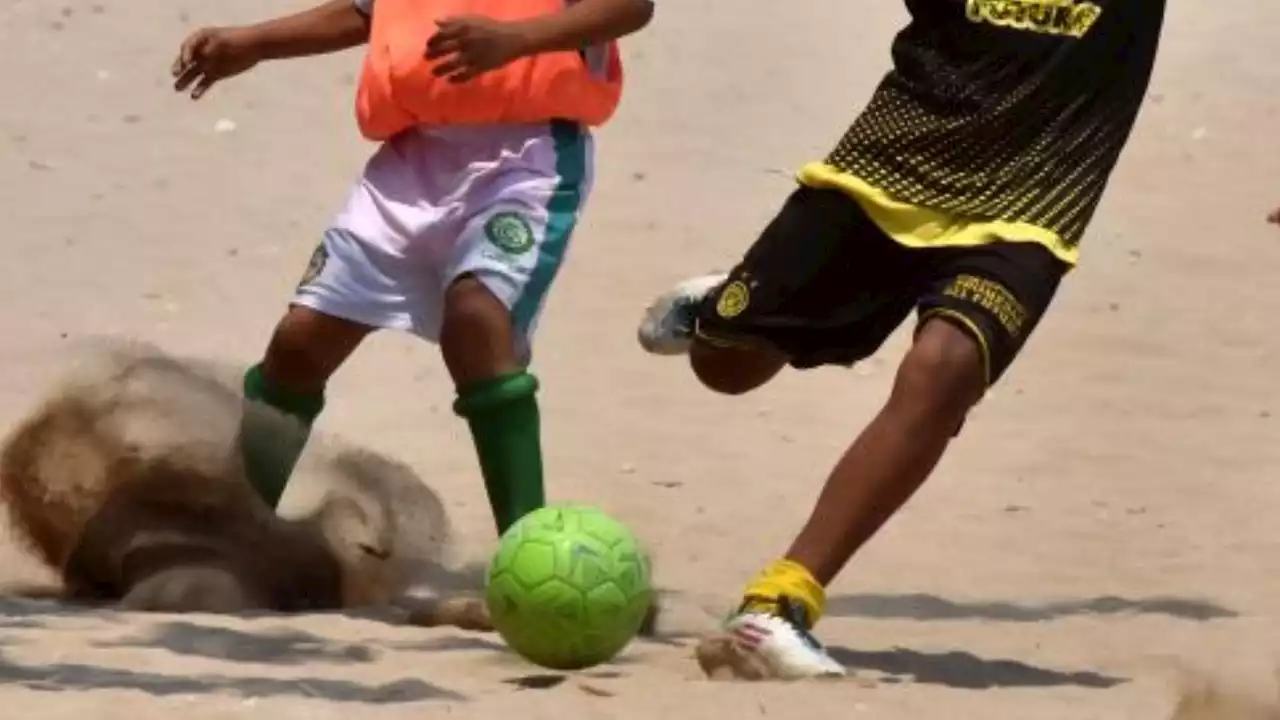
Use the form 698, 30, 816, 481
696, 186, 1069, 386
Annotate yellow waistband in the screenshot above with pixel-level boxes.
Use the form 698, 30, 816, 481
797, 162, 1079, 266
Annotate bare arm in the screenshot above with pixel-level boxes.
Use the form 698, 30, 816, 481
517, 0, 654, 56
173, 0, 370, 99
426, 0, 653, 83
242, 0, 371, 61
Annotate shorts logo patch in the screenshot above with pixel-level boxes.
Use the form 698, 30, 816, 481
716, 280, 751, 319
484, 212, 535, 255
942, 274, 1028, 337
297, 243, 328, 289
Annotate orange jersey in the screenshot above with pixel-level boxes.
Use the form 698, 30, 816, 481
356, 0, 624, 140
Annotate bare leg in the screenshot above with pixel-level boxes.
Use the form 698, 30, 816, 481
439, 276, 522, 386
781, 319, 984, 586
440, 276, 542, 534
688, 338, 788, 396
700, 319, 987, 680
260, 305, 372, 394
240, 306, 372, 507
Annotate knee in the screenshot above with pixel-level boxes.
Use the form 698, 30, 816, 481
263, 309, 366, 392
442, 276, 510, 337
264, 311, 332, 386
691, 358, 755, 396
889, 320, 987, 423
265, 314, 328, 387
441, 277, 520, 384
689, 340, 785, 396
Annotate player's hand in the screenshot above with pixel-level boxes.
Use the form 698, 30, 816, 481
425, 16, 533, 84
172, 26, 264, 100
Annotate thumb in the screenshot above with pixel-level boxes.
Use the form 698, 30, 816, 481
427, 21, 467, 54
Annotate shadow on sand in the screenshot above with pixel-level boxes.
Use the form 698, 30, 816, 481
818, 591, 1236, 689
825, 593, 1236, 623
0, 602, 466, 703
828, 645, 1126, 690
96, 621, 379, 665
0, 646, 463, 704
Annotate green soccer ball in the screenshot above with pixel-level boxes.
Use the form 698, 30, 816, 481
485, 504, 653, 670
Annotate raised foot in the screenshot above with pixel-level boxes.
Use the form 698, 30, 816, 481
637, 274, 727, 356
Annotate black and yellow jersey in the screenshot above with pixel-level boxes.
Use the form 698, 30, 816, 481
798, 0, 1167, 265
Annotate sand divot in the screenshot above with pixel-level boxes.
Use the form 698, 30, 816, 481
693, 634, 875, 686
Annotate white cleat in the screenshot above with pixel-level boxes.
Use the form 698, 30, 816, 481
695, 599, 847, 681
637, 274, 727, 356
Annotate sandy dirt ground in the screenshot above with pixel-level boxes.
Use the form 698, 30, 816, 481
2, 0, 1280, 717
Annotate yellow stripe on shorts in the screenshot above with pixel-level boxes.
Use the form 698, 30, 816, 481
796, 162, 1079, 267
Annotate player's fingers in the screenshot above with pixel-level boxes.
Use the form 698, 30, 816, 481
425, 38, 462, 60
175, 32, 208, 76
425, 26, 465, 56
189, 74, 217, 100
431, 57, 467, 78
173, 64, 203, 93
425, 36, 466, 60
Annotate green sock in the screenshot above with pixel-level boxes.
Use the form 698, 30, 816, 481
454, 371, 545, 536
239, 364, 325, 508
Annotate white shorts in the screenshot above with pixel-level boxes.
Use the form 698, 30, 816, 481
293, 121, 595, 359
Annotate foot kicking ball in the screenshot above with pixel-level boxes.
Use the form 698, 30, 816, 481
485, 504, 653, 670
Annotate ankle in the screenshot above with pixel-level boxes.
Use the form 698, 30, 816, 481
741, 558, 826, 628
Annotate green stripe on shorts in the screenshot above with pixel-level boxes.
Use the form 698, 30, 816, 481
511, 120, 587, 335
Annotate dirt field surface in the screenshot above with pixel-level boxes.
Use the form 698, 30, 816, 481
2, 0, 1279, 717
